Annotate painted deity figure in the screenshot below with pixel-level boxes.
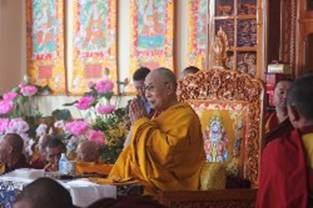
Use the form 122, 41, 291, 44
203, 116, 228, 162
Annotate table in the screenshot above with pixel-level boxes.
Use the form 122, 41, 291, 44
0, 169, 117, 208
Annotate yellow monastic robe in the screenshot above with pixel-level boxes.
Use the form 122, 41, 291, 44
109, 103, 205, 196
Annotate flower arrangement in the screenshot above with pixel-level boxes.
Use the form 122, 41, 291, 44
63, 77, 129, 163
0, 83, 48, 156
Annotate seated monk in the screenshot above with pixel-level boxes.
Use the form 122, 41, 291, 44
0, 133, 28, 174
75, 140, 112, 176
264, 79, 292, 135
44, 138, 66, 172
30, 135, 52, 169
257, 74, 313, 207
108, 67, 205, 197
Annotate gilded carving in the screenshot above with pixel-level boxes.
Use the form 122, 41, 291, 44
177, 68, 264, 186
211, 28, 230, 69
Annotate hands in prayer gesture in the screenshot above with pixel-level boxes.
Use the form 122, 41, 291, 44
129, 97, 148, 124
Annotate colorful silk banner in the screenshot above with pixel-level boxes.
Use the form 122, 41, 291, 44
187, 0, 208, 70
26, 0, 66, 94
69, 0, 117, 94
128, 0, 174, 93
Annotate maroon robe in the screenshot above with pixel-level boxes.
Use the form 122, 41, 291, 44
4, 155, 29, 174
257, 125, 313, 207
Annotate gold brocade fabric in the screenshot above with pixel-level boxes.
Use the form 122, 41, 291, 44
200, 162, 226, 190
108, 103, 205, 197
76, 161, 113, 176
0, 164, 5, 175
302, 133, 313, 169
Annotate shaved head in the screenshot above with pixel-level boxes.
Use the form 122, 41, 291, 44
0, 133, 24, 165
149, 67, 177, 89
144, 67, 178, 112
14, 177, 73, 208
76, 140, 99, 162
4, 133, 24, 154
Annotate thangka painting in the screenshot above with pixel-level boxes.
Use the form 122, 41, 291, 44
69, 0, 117, 94
187, 0, 208, 70
26, 0, 66, 94
191, 102, 246, 177
128, 0, 174, 93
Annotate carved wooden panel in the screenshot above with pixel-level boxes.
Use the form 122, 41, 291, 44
280, 0, 297, 74
159, 189, 257, 208
177, 68, 264, 186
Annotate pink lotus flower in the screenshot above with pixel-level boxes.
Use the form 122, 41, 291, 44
8, 118, 29, 133
0, 100, 14, 115
3, 92, 18, 101
96, 104, 115, 114
0, 118, 9, 135
21, 85, 38, 96
95, 79, 114, 93
18, 83, 26, 88
64, 120, 89, 136
87, 130, 105, 145
75, 96, 94, 110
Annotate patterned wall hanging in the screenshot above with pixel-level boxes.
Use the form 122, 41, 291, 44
69, 0, 117, 94
187, 0, 208, 70
26, 0, 66, 94
128, 0, 174, 93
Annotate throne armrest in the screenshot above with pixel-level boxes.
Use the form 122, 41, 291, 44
159, 189, 257, 208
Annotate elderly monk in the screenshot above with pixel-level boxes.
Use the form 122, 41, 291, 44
0, 133, 28, 174
264, 79, 292, 134
76, 140, 112, 176
257, 74, 313, 207
109, 67, 205, 196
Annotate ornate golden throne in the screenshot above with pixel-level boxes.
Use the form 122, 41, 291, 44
159, 29, 264, 208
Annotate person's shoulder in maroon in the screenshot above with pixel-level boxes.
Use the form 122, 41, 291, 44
0, 133, 29, 174
257, 74, 313, 208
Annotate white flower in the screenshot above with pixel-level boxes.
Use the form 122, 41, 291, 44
54, 120, 65, 129
36, 124, 48, 137
7, 118, 29, 134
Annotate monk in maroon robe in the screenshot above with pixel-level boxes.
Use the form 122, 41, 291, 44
264, 79, 292, 135
0, 133, 28, 174
257, 74, 313, 207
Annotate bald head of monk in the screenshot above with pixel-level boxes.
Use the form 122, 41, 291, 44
144, 67, 178, 112
76, 140, 100, 163
0, 133, 24, 169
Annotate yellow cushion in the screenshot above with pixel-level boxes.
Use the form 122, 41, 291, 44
200, 162, 226, 190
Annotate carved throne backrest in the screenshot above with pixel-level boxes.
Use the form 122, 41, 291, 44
177, 68, 264, 187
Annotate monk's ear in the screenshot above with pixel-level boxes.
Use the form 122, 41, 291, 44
288, 105, 300, 123
165, 82, 175, 94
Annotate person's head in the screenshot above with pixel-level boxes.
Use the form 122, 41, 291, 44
45, 138, 65, 167
273, 79, 293, 110
287, 74, 313, 129
132, 67, 151, 97
37, 135, 53, 157
144, 67, 177, 112
182, 66, 200, 77
76, 140, 99, 162
14, 177, 73, 208
0, 133, 24, 166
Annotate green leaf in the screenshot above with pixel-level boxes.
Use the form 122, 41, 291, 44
63, 101, 78, 106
